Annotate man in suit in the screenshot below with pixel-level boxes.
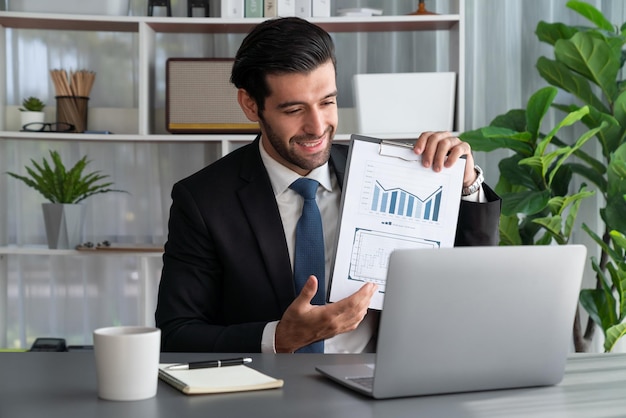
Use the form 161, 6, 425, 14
155, 17, 501, 353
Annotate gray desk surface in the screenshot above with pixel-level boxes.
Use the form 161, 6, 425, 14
2, 351, 626, 418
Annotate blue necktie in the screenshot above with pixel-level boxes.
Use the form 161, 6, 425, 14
290, 178, 325, 353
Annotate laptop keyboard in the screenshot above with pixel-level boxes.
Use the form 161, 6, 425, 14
347, 376, 374, 391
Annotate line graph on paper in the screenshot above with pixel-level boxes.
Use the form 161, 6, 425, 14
348, 229, 439, 285
360, 160, 447, 223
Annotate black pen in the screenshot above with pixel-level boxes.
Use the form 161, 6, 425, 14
166, 357, 252, 371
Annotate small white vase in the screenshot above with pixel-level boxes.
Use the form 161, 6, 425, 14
20, 111, 45, 130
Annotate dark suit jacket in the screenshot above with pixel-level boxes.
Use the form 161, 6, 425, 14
155, 137, 501, 352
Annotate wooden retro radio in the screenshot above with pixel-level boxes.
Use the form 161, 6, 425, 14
166, 58, 260, 134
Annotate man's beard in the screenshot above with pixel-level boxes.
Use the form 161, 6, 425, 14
261, 116, 334, 172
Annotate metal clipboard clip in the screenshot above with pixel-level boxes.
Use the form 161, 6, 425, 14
378, 140, 422, 162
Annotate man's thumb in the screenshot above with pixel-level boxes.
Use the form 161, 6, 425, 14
298, 275, 318, 302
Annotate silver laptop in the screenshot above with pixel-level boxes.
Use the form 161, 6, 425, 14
316, 245, 587, 399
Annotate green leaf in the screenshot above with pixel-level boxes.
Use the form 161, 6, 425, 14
501, 190, 551, 217
605, 323, 626, 352
526, 87, 557, 140
499, 155, 541, 190
580, 288, 611, 332
537, 56, 610, 113
498, 214, 522, 246
610, 230, 626, 256
606, 262, 626, 321
563, 187, 595, 237
490, 109, 527, 132
536, 105, 589, 157
554, 32, 621, 102
547, 122, 604, 187
567, 0, 615, 32
613, 90, 626, 134
460, 127, 534, 155
532, 215, 565, 245
536, 21, 579, 46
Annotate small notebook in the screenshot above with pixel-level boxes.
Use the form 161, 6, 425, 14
158, 364, 284, 395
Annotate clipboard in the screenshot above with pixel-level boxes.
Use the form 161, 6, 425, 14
328, 134, 466, 310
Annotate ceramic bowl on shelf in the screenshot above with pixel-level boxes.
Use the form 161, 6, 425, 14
7, 0, 130, 16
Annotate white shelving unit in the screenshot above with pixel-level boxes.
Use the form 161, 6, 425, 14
0, 3, 464, 346
0, 6, 464, 149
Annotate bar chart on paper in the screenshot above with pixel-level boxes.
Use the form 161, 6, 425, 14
371, 181, 442, 221
362, 160, 446, 224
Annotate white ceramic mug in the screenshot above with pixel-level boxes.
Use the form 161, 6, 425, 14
93, 326, 161, 401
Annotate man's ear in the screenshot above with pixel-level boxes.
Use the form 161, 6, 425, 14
237, 89, 260, 122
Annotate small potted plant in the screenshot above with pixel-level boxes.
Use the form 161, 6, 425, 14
6, 150, 127, 249
18, 96, 46, 129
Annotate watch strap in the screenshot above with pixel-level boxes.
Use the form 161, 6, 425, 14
462, 165, 484, 196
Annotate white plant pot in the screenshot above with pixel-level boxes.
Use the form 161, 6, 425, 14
42, 203, 85, 249
20, 111, 45, 130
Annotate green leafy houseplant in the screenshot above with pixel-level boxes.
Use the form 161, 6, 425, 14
460, 86, 599, 247
19, 96, 45, 112
461, 1, 626, 352
6, 150, 126, 203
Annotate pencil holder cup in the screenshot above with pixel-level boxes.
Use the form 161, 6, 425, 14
56, 95, 89, 133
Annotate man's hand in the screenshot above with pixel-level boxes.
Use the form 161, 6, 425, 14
275, 275, 377, 353
413, 131, 477, 187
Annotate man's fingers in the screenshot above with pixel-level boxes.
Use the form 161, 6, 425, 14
296, 275, 318, 303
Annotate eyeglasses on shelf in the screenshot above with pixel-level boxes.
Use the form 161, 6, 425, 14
21, 122, 75, 132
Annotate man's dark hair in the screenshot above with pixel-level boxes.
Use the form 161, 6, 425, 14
231, 17, 336, 113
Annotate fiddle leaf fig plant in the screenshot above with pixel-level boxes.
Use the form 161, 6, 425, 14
460, 86, 599, 246
461, 0, 626, 352
6, 150, 126, 204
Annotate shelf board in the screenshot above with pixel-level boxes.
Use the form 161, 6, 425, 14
0, 12, 460, 34
0, 131, 428, 142
0, 12, 139, 32
0, 245, 162, 256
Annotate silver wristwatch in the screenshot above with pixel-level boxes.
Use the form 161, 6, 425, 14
462, 165, 484, 196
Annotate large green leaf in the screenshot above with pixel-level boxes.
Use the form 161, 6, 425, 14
501, 190, 551, 217
548, 122, 604, 187
499, 214, 522, 246
603, 144, 626, 232
526, 87, 557, 140
552, 102, 621, 164
499, 155, 541, 190
613, 90, 626, 133
567, 0, 615, 32
535, 21, 579, 46
537, 56, 609, 113
549, 163, 574, 197
580, 288, 613, 332
554, 31, 620, 101
533, 215, 566, 245
533, 105, 589, 161
460, 127, 534, 155
563, 187, 594, 238
605, 323, 626, 352
490, 109, 527, 132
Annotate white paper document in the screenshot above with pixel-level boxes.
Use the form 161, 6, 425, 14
328, 135, 466, 310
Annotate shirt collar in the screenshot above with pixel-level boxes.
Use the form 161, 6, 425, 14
259, 138, 333, 196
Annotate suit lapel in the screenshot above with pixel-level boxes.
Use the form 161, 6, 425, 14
237, 138, 295, 312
